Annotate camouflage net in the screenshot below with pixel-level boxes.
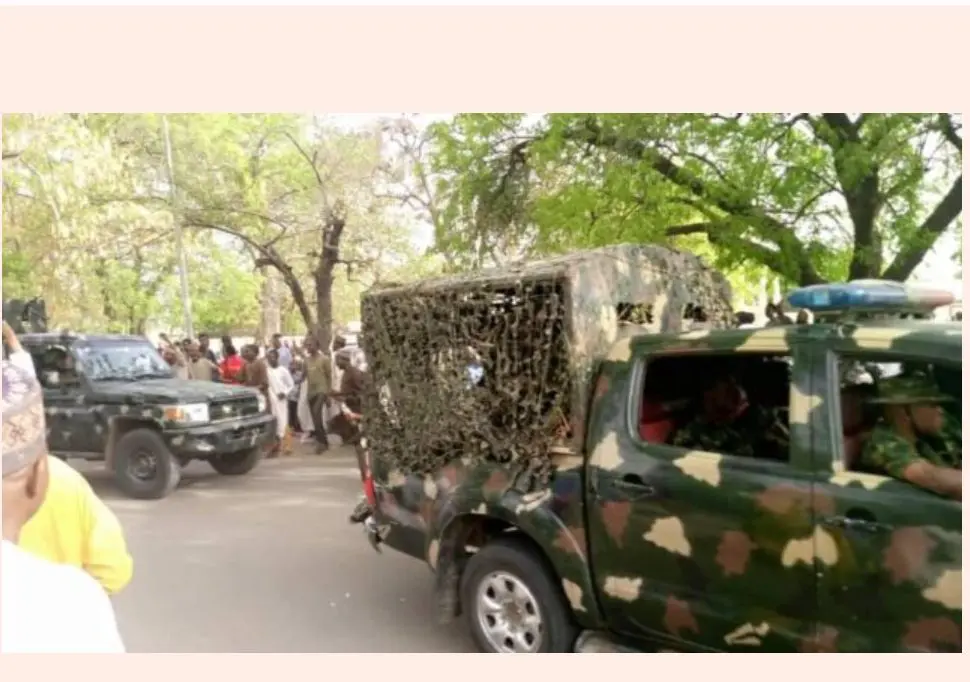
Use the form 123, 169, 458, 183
361, 277, 571, 486
359, 245, 734, 488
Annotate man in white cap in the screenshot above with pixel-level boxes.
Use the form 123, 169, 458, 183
1, 360, 126, 653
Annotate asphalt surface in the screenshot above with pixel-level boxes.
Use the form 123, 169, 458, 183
73, 446, 477, 653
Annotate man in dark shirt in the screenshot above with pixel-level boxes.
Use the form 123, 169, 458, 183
330, 349, 366, 445
239, 344, 269, 400
198, 334, 218, 364
304, 337, 332, 454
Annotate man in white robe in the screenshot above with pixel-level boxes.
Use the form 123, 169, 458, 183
266, 349, 295, 454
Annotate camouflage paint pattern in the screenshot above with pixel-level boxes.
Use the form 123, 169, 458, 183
20, 333, 275, 462
363, 305, 961, 652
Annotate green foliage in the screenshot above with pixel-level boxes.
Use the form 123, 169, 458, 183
3, 113, 412, 340
425, 113, 962, 287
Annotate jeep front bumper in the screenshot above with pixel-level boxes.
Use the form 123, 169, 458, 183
164, 413, 277, 458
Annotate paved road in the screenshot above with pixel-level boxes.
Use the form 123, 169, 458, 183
73, 448, 476, 653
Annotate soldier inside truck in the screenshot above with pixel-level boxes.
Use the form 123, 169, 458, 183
636, 352, 961, 498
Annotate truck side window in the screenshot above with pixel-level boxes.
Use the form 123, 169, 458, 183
637, 352, 793, 463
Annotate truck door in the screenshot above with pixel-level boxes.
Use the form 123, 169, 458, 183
810, 344, 962, 652
585, 332, 820, 652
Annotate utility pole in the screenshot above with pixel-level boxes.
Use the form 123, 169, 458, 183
161, 115, 194, 339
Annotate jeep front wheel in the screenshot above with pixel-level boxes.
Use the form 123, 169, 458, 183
112, 428, 181, 500
459, 536, 578, 653
208, 447, 262, 476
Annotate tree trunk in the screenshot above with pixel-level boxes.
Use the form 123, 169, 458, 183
312, 209, 346, 351
256, 268, 282, 341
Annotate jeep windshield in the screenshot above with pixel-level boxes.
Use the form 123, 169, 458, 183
75, 340, 174, 381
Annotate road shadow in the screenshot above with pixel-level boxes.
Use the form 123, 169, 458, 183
68, 444, 360, 502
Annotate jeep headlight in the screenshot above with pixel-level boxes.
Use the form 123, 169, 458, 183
163, 402, 210, 424
257, 393, 267, 413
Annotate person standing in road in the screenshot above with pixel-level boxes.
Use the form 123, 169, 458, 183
1, 360, 126, 653
271, 333, 292, 372
159, 333, 189, 380
198, 333, 219, 364
219, 337, 245, 385
304, 336, 332, 454
287, 357, 305, 437
186, 341, 221, 382
240, 344, 270, 400
266, 349, 295, 456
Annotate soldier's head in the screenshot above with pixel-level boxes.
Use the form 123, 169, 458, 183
305, 336, 320, 355
870, 373, 952, 437
700, 369, 748, 423
2, 361, 51, 542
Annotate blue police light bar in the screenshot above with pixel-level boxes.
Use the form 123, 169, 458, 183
786, 279, 955, 314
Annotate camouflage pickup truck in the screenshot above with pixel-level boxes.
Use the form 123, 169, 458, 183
354, 245, 962, 654
18, 331, 277, 500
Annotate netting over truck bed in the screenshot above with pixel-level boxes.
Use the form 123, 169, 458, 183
359, 244, 733, 486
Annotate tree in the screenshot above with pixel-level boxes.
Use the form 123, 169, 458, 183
425, 113, 962, 287
2, 114, 264, 335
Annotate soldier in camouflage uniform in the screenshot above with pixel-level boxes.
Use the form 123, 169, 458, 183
859, 373, 962, 500
672, 372, 788, 460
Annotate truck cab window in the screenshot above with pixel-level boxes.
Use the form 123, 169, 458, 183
637, 352, 792, 463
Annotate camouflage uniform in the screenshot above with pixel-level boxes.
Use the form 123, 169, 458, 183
859, 374, 961, 479
672, 404, 787, 459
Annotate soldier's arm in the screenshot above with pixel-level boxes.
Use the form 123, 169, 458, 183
863, 432, 961, 501
900, 460, 962, 502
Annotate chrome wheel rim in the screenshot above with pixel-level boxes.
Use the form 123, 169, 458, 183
475, 570, 543, 653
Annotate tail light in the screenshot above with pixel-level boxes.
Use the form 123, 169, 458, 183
363, 473, 377, 507
359, 445, 377, 506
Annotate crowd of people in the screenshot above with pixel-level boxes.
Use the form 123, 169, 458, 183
156, 331, 368, 456
0, 321, 372, 653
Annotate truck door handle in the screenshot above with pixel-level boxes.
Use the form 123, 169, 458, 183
610, 474, 657, 500
822, 512, 890, 534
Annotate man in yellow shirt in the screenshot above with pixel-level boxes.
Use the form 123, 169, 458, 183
3, 321, 133, 594
17, 449, 134, 595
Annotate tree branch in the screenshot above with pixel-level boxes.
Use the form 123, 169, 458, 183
282, 131, 324, 188
881, 174, 963, 282
566, 120, 825, 284
183, 218, 316, 330
936, 114, 962, 154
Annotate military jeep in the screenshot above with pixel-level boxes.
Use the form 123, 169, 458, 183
353, 245, 962, 654
19, 331, 277, 500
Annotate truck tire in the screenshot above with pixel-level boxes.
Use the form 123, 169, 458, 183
112, 428, 181, 500
208, 447, 262, 476
459, 535, 579, 653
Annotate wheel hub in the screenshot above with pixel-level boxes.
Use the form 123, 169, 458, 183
128, 449, 158, 481
476, 570, 543, 653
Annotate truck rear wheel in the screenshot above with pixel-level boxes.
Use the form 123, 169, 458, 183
208, 447, 262, 476
459, 536, 578, 653
112, 428, 181, 500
